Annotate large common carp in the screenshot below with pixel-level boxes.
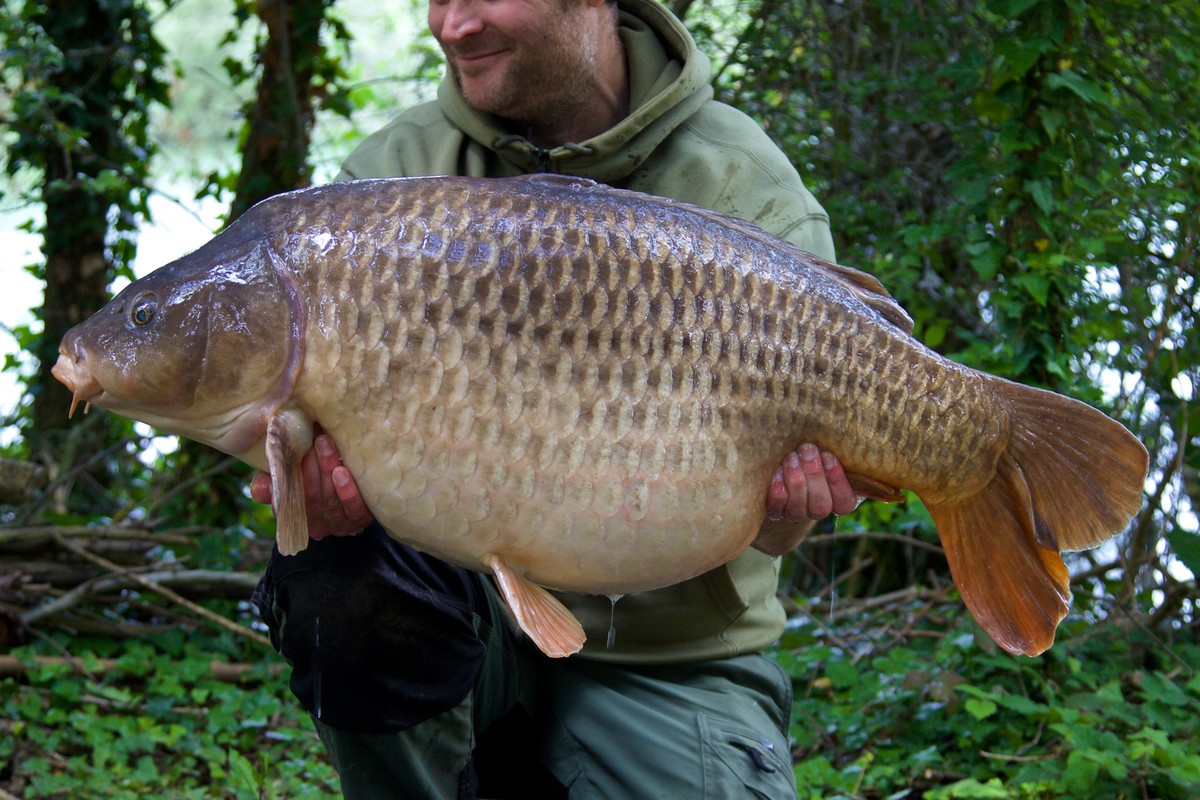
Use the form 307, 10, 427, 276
51, 175, 1148, 658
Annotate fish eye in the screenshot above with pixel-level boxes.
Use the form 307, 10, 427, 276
130, 295, 157, 327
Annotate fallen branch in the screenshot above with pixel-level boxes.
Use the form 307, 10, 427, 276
804, 529, 945, 555
44, 536, 271, 649
798, 585, 953, 624
979, 749, 1057, 763
0, 457, 47, 505
0, 654, 284, 683
0, 524, 203, 548
21, 569, 261, 625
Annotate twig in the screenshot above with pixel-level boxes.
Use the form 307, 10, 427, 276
821, 586, 947, 623
804, 529, 945, 555
0, 524, 204, 547
0, 654, 284, 683
979, 750, 1056, 763
47, 535, 271, 649
21, 569, 260, 625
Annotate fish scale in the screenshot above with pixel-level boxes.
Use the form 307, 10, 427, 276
51, 174, 1148, 658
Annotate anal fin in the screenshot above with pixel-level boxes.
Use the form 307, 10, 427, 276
486, 555, 585, 658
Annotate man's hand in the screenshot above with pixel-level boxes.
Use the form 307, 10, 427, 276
765, 443, 859, 521
249, 430, 375, 540
754, 443, 860, 556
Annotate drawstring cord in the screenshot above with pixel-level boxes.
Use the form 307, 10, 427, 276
492, 135, 596, 172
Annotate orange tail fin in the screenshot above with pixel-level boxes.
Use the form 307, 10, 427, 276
926, 380, 1148, 656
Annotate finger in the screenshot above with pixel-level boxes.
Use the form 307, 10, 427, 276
314, 433, 342, 476
821, 451, 860, 515
331, 465, 372, 528
778, 449, 808, 519
311, 434, 341, 514
765, 467, 789, 517
790, 443, 832, 519
300, 437, 326, 506
249, 471, 273, 505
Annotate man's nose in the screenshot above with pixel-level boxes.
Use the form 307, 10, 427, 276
433, 0, 485, 44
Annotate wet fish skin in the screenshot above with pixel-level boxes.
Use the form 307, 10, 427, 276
51, 175, 1149, 658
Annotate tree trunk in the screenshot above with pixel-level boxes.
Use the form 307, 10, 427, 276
26, 1, 122, 463
229, 0, 335, 220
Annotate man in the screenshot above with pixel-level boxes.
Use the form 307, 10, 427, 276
251, 1, 859, 797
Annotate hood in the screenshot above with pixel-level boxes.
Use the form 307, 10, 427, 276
436, 0, 714, 183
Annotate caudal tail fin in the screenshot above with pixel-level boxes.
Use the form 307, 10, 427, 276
925, 380, 1148, 656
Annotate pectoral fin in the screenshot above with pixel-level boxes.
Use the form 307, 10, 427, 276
752, 517, 813, 556
486, 555, 585, 658
266, 410, 315, 556
845, 473, 905, 504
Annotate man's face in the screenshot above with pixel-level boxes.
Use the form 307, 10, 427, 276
428, 0, 601, 126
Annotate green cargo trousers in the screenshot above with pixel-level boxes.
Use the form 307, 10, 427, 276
256, 527, 797, 799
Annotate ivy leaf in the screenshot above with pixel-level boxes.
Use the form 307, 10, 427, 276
965, 697, 998, 720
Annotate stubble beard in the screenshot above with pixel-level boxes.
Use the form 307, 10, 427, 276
450, 18, 599, 141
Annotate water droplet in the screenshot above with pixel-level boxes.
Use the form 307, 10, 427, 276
606, 594, 624, 650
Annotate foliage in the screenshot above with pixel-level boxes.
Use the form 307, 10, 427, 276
0, 0, 170, 456
0, 632, 337, 798
778, 603, 1200, 798
697, 0, 1199, 622
2, 0, 1199, 796
201, 0, 357, 220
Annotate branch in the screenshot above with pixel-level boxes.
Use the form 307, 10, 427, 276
33, 536, 272, 649
0, 524, 204, 548
0, 654, 284, 683
0, 457, 47, 504
20, 569, 261, 625
804, 529, 945, 555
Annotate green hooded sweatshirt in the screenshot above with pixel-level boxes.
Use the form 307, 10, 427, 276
337, 0, 835, 664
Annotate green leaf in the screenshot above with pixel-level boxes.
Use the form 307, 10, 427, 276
1014, 271, 1051, 306
1064, 750, 1101, 791
1046, 70, 1108, 105
825, 659, 859, 690
991, 0, 1048, 17
926, 777, 1011, 799
1024, 178, 1055, 216
1166, 528, 1200, 577
965, 697, 998, 719
992, 692, 1048, 716
1037, 106, 1067, 138
226, 748, 259, 791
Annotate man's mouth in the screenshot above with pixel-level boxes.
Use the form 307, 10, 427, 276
451, 47, 507, 69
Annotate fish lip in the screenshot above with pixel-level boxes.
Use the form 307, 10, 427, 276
51, 353, 103, 418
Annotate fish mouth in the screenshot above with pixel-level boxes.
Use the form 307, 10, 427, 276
51, 352, 103, 418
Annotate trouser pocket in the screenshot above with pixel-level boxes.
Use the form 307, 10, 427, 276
698, 713, 795, 799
